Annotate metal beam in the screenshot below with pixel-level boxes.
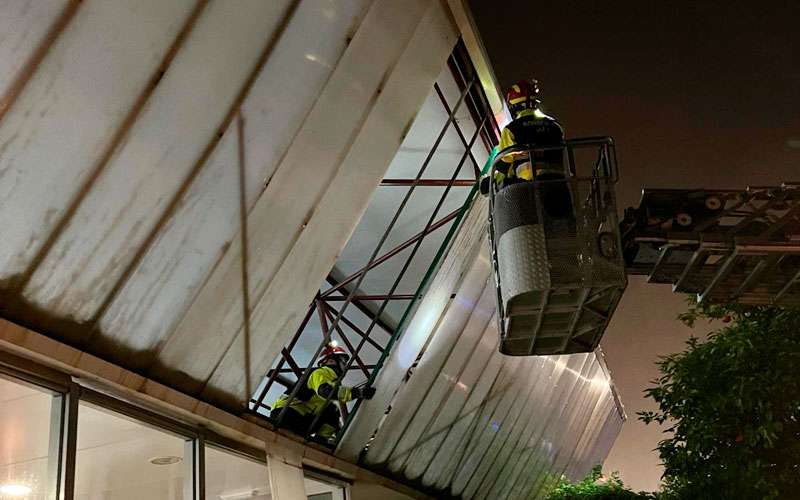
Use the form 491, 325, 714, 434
697, 252, 739, 304
732, 255, 778, 299
672, 249, 707, 292
322, 294, 415, 301
250, 301, 317, 410
647, 244, 676, 283
325, 275, 397, 337
380, 179, 475, 187
434, 81, 483, 179
320, 208, 461, 298
774, 267, 800, 303
322, 305, 370, 377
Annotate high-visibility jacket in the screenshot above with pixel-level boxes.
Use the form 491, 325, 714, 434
272, 366, 353, 416
495, 108, 565, 184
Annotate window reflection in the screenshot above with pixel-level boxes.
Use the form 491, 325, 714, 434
205, 446, 268, 499
0, 376, 54, 500
304, 476, 345, 500
74, 403, 188, 500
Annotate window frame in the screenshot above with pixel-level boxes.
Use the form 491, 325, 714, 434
0, 351, 347, 499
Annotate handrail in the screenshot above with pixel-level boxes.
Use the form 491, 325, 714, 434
488, 136, 618, 187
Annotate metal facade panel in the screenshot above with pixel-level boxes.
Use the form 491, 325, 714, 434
390, 281, 497, 477
423, 346, 505, 489
0, 0, 196, 280
24, 0, 294, 320
154, 0, 434, 397
353, 239, 622, 497
199, 0, 459, 404
361, 250, 491, 465
97, 0, 371, 364
336, 195, 490, 461
0, 0, 66, 97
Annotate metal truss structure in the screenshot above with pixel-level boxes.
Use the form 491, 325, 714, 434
622, 182, 800, 306
249, 40, 499, 442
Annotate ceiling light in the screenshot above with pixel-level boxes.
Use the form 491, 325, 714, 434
149, 456, 183, 466
0, 484, 33, 496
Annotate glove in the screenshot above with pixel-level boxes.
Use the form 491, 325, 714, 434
352, 386, 376, 400
479, 175, 491, 197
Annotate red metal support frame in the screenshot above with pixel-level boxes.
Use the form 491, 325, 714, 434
324, 274, 397, 339
321, 208, 462, 298
280, 348, 303, 378
301, 110, 489, 438
331, 113, 488, 368
380, 179, 476, 187
250, 298, 318, 410
328, 305, 386, 353
322, 304, 370, 378
321, 294, 415, 301
252, 40, 500, 439
434, 81, 485, 180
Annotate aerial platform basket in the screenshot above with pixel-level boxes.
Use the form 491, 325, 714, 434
488, 139, 627, 356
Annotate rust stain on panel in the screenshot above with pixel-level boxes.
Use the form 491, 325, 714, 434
102, 0, 303, 369
0, 0, 82, 125
15, 0, 210, 292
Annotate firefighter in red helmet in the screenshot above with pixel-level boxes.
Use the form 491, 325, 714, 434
271, 343, 375, 443
482, 79, 566, 193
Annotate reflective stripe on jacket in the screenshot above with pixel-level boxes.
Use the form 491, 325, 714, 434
272, 366, 353, 416
496, 108, 564, 183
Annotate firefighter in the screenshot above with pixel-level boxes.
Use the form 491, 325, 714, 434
481, 79, 566, 194
270, 343, 375, 443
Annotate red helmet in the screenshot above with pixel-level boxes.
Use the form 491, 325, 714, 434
318, 343, 349, 366
505, 79, 541, 115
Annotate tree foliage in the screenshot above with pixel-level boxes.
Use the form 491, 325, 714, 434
546, 465, 655, 500
639, 299, 800, 499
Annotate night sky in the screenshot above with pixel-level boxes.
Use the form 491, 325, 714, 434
469, 0, 799, 490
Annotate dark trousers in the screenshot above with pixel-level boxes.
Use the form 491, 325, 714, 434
270, 404, 341, 439
270, 407, 313, 436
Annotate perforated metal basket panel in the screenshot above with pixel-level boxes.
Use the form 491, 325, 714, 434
497, 224, 550, 305
493, 177, 627, 356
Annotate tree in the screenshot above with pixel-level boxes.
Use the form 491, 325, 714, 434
639, 300, 800, 499
545, 465, 655, 500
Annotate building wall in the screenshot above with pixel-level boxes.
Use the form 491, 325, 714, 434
0, 0, 459, 411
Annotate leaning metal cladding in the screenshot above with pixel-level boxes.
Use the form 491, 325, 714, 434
342, 195, 625, 499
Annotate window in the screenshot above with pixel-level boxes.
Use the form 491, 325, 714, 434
0, 375, 57, 500
73, 403, 190, 499
205, 445, 268, 499
0, 359, 349, 500
304, 475, 346, 500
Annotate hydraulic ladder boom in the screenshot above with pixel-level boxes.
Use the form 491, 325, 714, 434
621, 183, 800, 306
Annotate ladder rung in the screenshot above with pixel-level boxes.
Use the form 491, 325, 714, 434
698, 253, 739, 304
673, 249, 707, 292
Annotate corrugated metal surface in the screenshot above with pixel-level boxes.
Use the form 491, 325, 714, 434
340, 196, 623, 498
0, 0, 460, 408
0, 2, 623, 495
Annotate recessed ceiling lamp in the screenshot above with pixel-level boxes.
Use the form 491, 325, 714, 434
148, 456, 183, 466
0, 484, 33, 496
